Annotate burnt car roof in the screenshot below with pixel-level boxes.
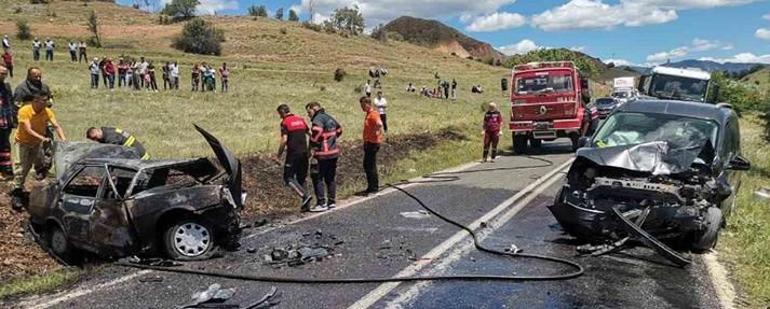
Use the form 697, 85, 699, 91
78, 158, 204, 170
615, 99, 733, 125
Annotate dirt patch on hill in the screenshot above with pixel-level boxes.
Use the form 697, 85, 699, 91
0, 127, 466, 281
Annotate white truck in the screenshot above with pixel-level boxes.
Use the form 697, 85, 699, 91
637, 66, 718, 103
611, 77, 638, 103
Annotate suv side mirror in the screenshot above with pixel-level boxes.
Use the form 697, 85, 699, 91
727, 155, 751, 171
578, 137, 589, 148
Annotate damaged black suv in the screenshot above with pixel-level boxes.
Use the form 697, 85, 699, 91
27, 126, 244, 263
550, 100, 750, 260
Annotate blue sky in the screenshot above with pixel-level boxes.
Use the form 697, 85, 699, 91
119, 0, 770, 65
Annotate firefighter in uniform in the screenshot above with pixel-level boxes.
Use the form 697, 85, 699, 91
274, 104, 313, 211
482, 102, 503, 163
86, 127, 150, 160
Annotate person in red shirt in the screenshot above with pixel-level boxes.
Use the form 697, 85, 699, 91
2, 51, 12, 78
482, 102, 503, 162
359, 96, 384, 195
104, 58, 116, 90
274, 104, 314, 211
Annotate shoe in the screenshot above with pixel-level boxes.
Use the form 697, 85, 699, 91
301, 194, 313, 210
309, 204, 328, 212
327, 203, 336, 209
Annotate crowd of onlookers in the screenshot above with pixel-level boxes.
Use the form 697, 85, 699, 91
1, 35, 232, 93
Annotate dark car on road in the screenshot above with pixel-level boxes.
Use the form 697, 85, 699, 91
594, 97, 619, 119
28, 126, 244, 263
549, 100, 750, 261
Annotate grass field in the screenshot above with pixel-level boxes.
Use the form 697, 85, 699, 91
720, 115, 770, 306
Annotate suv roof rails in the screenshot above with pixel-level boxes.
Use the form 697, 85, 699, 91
715, 102, 733, 109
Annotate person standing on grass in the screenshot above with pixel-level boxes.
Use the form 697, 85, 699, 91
44, 38, 54, 61
138, 57, 148, 88
148, 60, 158, 91
162, 61, 170, 90
99, 57, 108, 87
306, 101, 342, 212
104, 58, 116, 90
78, 41, 87, 63
274, 104, 313, 211
0, 66, 14, 178
131, 61, 141, 90
359, 96, 384, 195
89, 58, 100, 89
117, 58, 126, 88
68, 41, 77, 62
219, 62, 229, 93
2, 50, 13, 78
191, 64, 200, 91
14, 67, 50, 107
208, 65, 217, 92
11, 94, 66, 211
171, 61, 179, 90
364, 80, 372, 97
451, 78, 457, 100
31, 38, 41, 61
373, 91, 388, 133
481, 102, 503, 163
2, 35, 10, 51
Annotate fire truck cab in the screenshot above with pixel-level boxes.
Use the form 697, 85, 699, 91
509, 61, 592, 154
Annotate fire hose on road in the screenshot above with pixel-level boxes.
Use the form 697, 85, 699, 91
117, 156, 585, 284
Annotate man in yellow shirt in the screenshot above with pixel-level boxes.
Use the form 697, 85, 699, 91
11, 94, 65, 211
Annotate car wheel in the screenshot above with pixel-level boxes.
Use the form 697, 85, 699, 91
512, 135, 528, 155
692, 207, 723, 253
48, 225, 79, 265
164, 219, 217, 260
529, 138, 542, 148
569, 133, 581, 152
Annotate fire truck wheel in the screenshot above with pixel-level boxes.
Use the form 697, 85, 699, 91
512, 135, 528, 154
569, 133, 580, 152
529, 138, 542, 148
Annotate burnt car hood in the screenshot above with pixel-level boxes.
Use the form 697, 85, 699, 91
194, 124, 243, 208
54, 142, 142, 180
575, 139, 715, 176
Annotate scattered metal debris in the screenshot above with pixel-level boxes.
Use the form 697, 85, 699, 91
243, 287, 281, 309
261, 230, 343, 268
399, 210, 430, 219
177, 283, 237, 309
139, 275, 164, 283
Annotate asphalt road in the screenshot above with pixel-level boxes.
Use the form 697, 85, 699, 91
14, 141, 721, 309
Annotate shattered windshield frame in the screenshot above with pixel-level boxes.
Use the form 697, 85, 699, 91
593, 112, 720, 150
649, 74, 708, 102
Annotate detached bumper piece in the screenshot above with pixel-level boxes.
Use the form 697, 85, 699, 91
610, 207, 691, 267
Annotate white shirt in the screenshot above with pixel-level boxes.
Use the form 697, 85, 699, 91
68, 43, 77, 51
374, 97, 387, 114
32, 41, 41, 49
170, 64, 179, 77
2, 38, 9, 49
139, 61, 148, 74
45, 40, 54, 50
365, 84, 371, 93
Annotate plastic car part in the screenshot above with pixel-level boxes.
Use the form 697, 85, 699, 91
611, 207, 692, 267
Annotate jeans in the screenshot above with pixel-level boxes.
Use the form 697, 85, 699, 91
221, 79, 228, 92
363, 142, 380, 192
283, 153, 309, 200
13, 142, 43, 190
79, 50, 87, 62
312, 157, 337, 206
70, 50, 76, 61
45, 50, 53, 61
91, 74, 99, 88
33, 50, 40, 61
107, 74, 115, 89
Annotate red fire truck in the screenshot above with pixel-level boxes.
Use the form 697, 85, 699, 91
508, 61, 593, 154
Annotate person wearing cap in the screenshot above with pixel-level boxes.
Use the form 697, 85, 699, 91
482, 102, 503, 163
89, 57, 100, 89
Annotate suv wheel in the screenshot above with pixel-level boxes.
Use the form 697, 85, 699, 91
164, 219, 217, 260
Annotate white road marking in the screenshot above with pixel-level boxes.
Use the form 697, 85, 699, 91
703, 251, 737, 309
19, 270, 153, 309
348, 159, 574, 309
18, 160, 483, 308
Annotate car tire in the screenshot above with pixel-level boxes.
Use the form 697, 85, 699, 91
569, 133, 581, 152
692, 207, 723, 253
512, 135, 528, 155
163, 218, 218, 261
529, 138, 542, 148
48, 225, 79, 265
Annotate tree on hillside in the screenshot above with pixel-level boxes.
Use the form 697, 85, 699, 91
173, 17, 225, 55
87, 10, 101, 47
371, 24, 387, 42
288, 9, 299, 22
504, 48, 603, 77
162, 0, 199, 22
248, 5, 268, 18
327, 6, 364, 35
275, 8, 284, 20
16, 20, 31, 40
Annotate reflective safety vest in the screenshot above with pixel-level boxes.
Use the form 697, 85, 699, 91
100, 127, 150, 160
309, 110, 342, 160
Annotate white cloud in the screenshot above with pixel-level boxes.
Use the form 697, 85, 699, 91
466, 12, 526, 32
296, 0, 517, 28
699, 53, 770, 64
763, 13, 770, 20
756, 28, 770, 40
196, 0, 238, 14
498, 39, 541, 55
532, 0, 756, 31
604, 59, 637, 66
570, 46, 586, 52
645, 38, 732, 64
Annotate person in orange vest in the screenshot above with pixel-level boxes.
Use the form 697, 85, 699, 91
274, 104, 313, 211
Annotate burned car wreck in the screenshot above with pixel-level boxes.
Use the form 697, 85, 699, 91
27, 125, 244, 263
549, 100, 750, 266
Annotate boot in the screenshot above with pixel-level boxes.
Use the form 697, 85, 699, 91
10, 188, 26, 212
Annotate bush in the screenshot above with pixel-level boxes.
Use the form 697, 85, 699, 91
386, 31, 403, 42
16, 20, 31, 40
288, 9, 299, 22
173, 18, 225, 55
275, 8, 284, 20
334, 68, 346, 82
87, 10, 101, 48
247, 5, 267, 18
327, 6, 364, 36
279, 28, 287, 35
302, 21, 322, 32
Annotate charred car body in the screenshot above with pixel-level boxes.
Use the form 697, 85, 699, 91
550, 100, 750, 265
28, 125, 243, 263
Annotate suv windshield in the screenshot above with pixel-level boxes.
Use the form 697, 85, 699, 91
650, 74, 708, 102
593, 112, 718, 148
596, 98, 616, 106
516, 74, 573, 95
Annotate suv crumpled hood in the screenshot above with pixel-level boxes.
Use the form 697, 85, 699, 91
575, 139, 714, 176
194, 124, 243, 208
54, 142, 141, 180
